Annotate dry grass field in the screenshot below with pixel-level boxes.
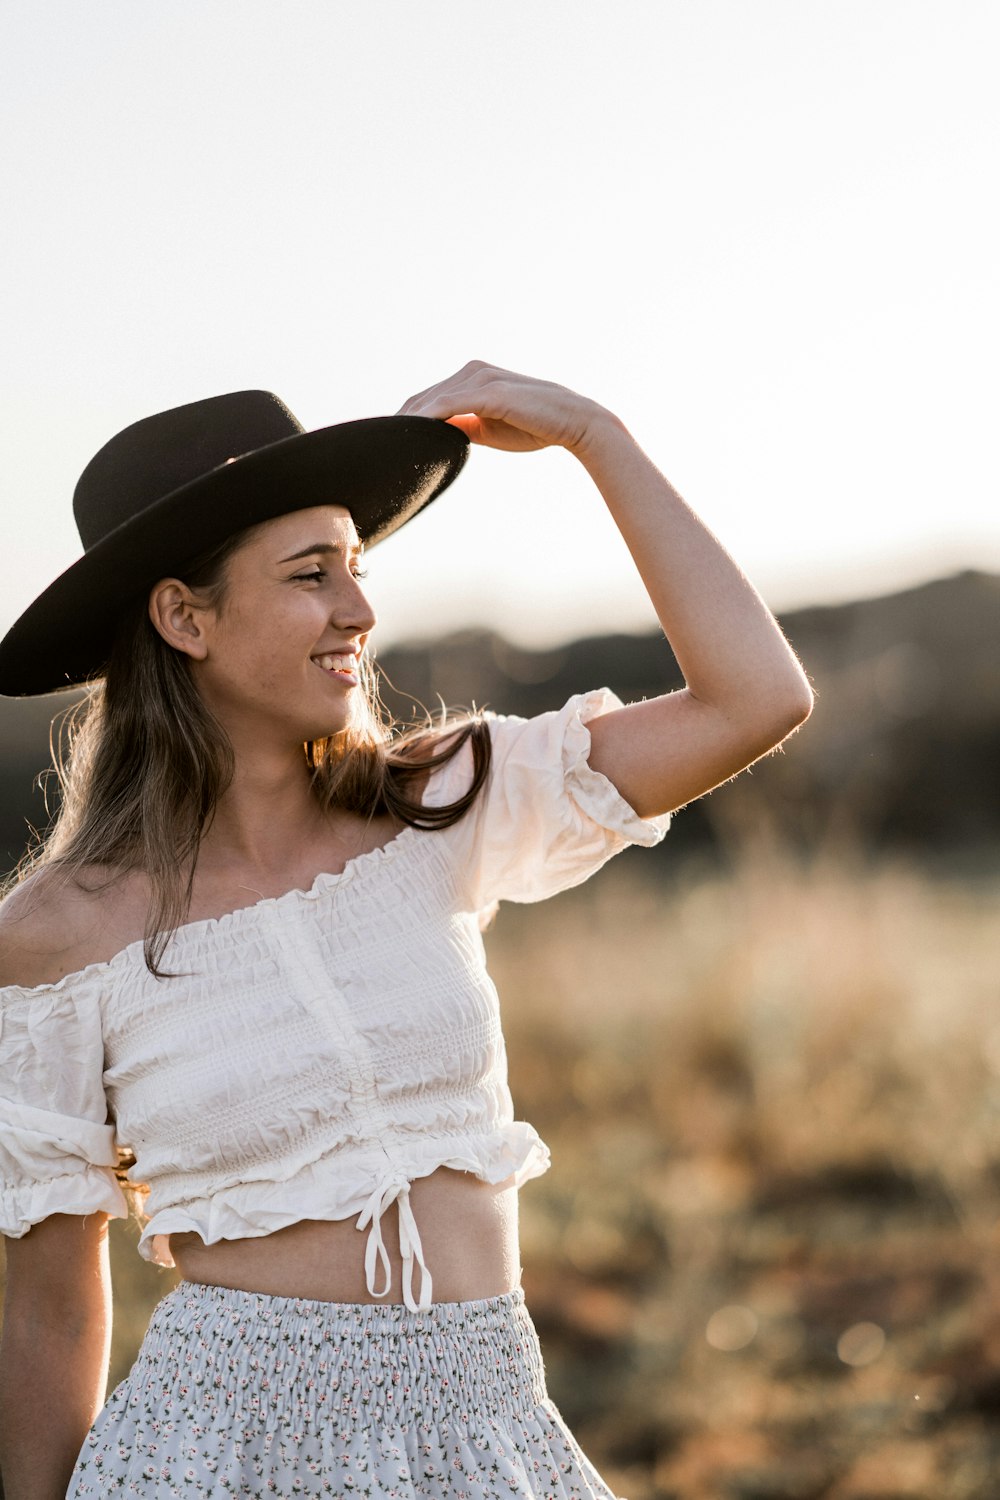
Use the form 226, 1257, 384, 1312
493, 854, 1000, 1499
5, 851, 999, 1499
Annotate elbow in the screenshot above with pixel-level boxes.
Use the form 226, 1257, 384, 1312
731, 671, 813, 762
785, 672, 815, 727
764, 671, 814, 745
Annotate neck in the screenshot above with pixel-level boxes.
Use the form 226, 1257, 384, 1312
198, 741, 326, 876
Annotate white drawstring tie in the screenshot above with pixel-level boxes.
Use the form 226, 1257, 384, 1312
355, 1176, 433, 1313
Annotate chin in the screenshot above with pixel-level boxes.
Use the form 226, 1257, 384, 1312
281, 685, 365, 747
299, 707, 355, 744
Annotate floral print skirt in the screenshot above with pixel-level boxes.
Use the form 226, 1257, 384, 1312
68, 1281, 622, 1498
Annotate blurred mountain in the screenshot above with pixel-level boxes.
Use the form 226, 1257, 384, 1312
376, 568, 1000, 867
1, 570, 997, 874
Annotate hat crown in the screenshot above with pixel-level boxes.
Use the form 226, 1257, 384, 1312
73, 390, 303, 550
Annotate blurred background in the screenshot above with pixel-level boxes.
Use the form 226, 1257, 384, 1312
2, 3, 999, 1496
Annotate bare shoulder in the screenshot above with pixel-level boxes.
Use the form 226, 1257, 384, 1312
0, 865, 143, 989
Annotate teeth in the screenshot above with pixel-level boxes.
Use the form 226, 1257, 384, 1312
315, 653, 356, 672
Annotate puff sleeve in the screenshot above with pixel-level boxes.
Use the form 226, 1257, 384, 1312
0, 977, 127, 1238
432, 689, 671, 913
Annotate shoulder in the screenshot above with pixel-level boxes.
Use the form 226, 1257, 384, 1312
0, 864, 142, 989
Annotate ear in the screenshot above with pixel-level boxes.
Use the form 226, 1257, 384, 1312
148, 578, 214, 660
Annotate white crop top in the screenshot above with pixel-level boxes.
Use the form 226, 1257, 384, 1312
0, 690, 669, 1312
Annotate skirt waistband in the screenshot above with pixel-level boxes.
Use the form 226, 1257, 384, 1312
134, 1281, 548, 1434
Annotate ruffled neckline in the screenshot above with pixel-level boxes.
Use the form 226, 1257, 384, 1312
0, 824, 419, 998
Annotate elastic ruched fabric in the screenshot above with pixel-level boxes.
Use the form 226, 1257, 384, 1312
67, 1282, 622, 1499
1, 691, 670, 1314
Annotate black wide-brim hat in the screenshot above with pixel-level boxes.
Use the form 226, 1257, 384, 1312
0, 390, 470, 697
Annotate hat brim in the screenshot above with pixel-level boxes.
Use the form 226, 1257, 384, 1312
0, 415, 469, 697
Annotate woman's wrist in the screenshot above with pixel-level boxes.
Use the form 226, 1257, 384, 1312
565, 402, 634, 468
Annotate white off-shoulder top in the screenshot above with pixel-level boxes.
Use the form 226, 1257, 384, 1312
0, 690, 669, 1311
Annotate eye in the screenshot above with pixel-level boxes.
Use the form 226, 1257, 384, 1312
292, 567, 325, 582
351, 566, 369, 581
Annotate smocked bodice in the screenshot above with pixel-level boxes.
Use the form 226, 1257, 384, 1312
0, 691, 669, 1311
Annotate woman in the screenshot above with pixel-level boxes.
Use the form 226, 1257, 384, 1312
0, 363, 812, 1498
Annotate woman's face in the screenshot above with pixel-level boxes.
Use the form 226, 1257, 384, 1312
183, 505, 377, 747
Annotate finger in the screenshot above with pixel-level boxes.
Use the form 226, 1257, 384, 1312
425, 370, 518, 416
441, 413, 483, 441
396, 380, 443, 416
397, 361, 498, 417
401, 388, 469, 419
397, 366, 476, 415
399, 382, 496, 423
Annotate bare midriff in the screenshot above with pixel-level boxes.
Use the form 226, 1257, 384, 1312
169, 1167, 522, 1305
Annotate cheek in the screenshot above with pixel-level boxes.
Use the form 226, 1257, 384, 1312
208, 593, 327, 694
249, 641, 310, 691
211, 627, 298, 696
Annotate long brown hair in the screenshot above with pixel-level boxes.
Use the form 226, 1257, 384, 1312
22, 524, 492, 976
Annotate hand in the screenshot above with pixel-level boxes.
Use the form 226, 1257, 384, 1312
398, 361, 618, 455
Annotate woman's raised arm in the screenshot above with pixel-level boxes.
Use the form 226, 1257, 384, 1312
0, 1213, 113, 1499
400, 362, 813, 819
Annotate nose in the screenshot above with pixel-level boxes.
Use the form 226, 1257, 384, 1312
336, 572, 377, 637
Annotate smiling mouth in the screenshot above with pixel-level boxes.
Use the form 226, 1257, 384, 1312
312, 653, 359, 685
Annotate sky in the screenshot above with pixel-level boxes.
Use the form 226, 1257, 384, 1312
1, 1, 997, 650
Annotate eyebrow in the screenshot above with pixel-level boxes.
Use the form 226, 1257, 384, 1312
277, 541, 364, 564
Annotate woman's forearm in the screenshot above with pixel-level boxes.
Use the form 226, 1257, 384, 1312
0, 1218, 112, 1500
570, 408, 813, 728
401, 361, 813, 814
403, 361, 811, 729
0, 1299, 109, 1498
